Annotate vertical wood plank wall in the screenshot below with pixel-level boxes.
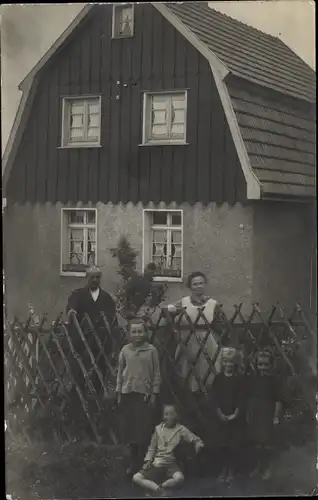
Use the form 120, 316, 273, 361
7, 4, 247, 205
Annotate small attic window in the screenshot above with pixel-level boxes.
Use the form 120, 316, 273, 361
112, 3, 134, 38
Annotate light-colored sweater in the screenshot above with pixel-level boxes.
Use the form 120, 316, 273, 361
145, 422, 203, 468
116, 342, 161, 395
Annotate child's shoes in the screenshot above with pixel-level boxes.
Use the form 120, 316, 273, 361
217, 469, 227, 482
249, 467, 260, 479
261, 469, 271, 481
226, 470, 234, 483
160, 488, 173, 497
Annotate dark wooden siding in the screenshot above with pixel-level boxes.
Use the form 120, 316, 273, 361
7, 4, 247, 205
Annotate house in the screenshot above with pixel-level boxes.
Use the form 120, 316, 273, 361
3, 2, 316, 321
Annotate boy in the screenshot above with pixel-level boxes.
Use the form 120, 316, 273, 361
133, 404, 204, 496
116, 317, 161, 474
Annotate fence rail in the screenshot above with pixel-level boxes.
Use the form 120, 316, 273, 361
4, 303, 316, 446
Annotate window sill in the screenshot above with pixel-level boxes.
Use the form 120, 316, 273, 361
153, 276, 183, 283
58, 144, 102, 150
60, 271, 87, 278
111, 34, 135, 40
139, 142, 189, 147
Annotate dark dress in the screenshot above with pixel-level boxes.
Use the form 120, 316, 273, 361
246, 374, 281, 447
209, 373, 246, 448
120, 392, 155, 446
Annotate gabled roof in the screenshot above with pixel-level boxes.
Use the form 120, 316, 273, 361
166, 2, 316, 103
158, 2, 316, 200
3, 2, 316, 201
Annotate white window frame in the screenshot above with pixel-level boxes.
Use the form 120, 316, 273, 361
141, 90, 188, 146
112, 3, 135, 38
61, 96, 101, 148
60, 208, 98, 277
142, 209, 183, 283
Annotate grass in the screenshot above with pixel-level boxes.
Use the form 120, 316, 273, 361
5, 433, 317, 499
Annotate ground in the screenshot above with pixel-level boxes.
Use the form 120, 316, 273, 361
5, 435, 318, 499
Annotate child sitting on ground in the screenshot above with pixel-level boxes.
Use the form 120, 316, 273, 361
133, 404, 204, 497
116, 317, 161, 475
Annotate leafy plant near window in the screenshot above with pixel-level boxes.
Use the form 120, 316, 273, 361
110, 236, 167, 320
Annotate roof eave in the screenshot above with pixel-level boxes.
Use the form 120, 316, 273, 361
226, 70, 316, 105
260, 183, 316, 202
260, 193, 316, 203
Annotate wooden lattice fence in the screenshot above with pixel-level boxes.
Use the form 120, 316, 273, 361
4, 303, 316, 447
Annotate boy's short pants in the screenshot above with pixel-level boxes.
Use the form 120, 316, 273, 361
140, 463, 181, 483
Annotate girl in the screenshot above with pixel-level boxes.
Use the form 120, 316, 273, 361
208, 347, 246, 483
116, 317, 161, 475
246, 349, 282, 480
133, 404, 204, 497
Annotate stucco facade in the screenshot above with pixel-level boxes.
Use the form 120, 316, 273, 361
4, 201, 254, 320
3, 200, 313, 322
252, 201, 315, 316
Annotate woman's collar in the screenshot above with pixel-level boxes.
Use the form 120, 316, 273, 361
190, 295, 210, 306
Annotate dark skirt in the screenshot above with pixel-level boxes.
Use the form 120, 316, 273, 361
247, 399, 275, 446
120, 392, 155, 446
211, 416, 246, 448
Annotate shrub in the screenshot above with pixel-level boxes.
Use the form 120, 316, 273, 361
110, 236, 167, 319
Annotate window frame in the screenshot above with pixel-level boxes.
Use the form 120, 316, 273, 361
141, 90, 188, 146
60, 208, 98, 277
112, 3, 135, 39
142, 209, 184, 283
61, 96, 102, 149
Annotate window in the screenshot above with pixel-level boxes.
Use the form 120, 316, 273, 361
61, 209, 97, 275
142, 91, 187, 145
112, 3, 134, 38
61, 97, 101, 147
143, 210, 183, 281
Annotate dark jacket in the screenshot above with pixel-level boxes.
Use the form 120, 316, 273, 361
66, 286, 118, 331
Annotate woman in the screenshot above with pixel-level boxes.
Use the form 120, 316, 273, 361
167, 271, 221, 394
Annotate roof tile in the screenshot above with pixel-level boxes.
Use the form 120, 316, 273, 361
227, 84, 315, 197
166, 2, 316, 102
260, 183, 316, 198
254, 169, 315, 187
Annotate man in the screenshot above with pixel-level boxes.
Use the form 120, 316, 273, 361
66, 266, 117, 328
65, 266, 119, 395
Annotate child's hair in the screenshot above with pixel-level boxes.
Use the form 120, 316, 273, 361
186, 271, 208, 289
221, 347, 240, 372
163, 403, 180, 417
127, 316, 148, 334
255, 348, 274, 367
